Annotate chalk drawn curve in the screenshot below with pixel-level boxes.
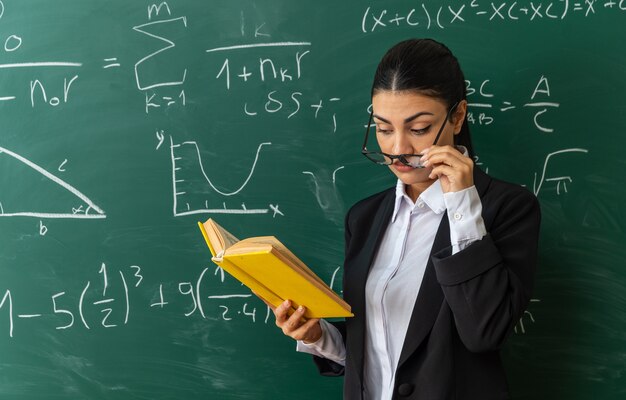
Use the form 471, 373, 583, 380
189, 140, 271, 197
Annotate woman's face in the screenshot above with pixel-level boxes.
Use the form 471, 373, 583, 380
371, 91, 466, 187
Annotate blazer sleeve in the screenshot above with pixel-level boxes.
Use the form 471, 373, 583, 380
432, 187, 541, 353
311, 321, 346, 376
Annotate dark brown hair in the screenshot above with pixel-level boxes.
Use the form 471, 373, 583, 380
371, 38, 474, 156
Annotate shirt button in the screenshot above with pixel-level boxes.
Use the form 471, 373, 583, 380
417, 202, 425, 209
453, 212, 462, 221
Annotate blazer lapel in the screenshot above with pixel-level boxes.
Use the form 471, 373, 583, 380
345, 189, 395, 383
397, 210, 450, 367
473, 166, 491, 197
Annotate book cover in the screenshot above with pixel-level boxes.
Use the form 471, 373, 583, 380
198, 219, 353, 319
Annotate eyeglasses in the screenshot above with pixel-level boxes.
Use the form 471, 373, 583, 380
361, 102, 459, 168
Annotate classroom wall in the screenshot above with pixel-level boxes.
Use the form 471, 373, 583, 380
1, 1, 624, 399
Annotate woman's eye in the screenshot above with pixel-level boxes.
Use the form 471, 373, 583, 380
376, 127, 392, 135
410, 125, 431, 135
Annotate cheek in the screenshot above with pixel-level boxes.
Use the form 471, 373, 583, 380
438, 127, 457, 146
376, 135, 390, 151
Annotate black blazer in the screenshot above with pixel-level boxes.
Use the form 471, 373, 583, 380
312, 168, 541, 400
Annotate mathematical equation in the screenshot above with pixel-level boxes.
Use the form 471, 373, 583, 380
473, 146, 589, 197
0, 0, 573, 134
1, 259, 541, 338
361, 0, 626, 32
130, 3, 344, 131
0, 0, 593, 228
0, 0, 84, 108
206, 42, 341, 130
0, 262, 278, 338
466, 75, 559, 132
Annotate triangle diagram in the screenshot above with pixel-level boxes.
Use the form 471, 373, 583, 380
0, 145, 106, 219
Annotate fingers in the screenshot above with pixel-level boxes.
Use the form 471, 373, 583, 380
273, 300, 322, 342
420, 145, 474, 192
428, 164, 456, 180
273, 299, 292, 325
421, 145, 470, 169
278, 301, 305, 332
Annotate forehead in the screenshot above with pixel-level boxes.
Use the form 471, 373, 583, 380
372, 91, 447, 119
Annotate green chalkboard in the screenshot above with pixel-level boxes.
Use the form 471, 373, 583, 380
1, 1, 625, 399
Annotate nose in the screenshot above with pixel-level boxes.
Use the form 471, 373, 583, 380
391, 131, 414, 155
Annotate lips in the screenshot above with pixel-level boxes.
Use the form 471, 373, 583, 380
392, 162, 415, 172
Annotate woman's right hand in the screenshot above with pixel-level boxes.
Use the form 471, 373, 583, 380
272, 299, 323, 344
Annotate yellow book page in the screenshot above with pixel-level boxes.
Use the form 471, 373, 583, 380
224, 250, 353, 319
202, 219, 239, 256
198, 221, 219, 257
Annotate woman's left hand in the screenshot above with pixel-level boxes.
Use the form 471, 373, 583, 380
421, 145, 474, 193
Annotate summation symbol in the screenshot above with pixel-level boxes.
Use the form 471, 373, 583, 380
133, 3, 188, 112
133, 16, 188, 91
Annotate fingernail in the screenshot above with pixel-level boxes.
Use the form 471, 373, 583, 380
283, 300, 291, 307
298, 306, 305, 312
422, 147, 430, 154
423, 160, 429, 167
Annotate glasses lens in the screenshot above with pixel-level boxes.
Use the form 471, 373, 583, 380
363, 152, 392, 165
402, 154, 425, 168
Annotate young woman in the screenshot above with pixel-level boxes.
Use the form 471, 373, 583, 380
272, 38, 541, 400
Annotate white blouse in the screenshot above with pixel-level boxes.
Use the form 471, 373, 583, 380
297, 178, 487, 400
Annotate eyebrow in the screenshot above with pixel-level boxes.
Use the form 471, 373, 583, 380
372, 111, 435, 124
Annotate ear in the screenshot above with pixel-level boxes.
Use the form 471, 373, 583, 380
452, 100, 467, 135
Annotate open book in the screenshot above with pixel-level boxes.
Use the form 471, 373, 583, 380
198, 218, 353, 319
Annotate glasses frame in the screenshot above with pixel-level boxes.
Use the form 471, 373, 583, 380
361, 101, 460, 168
